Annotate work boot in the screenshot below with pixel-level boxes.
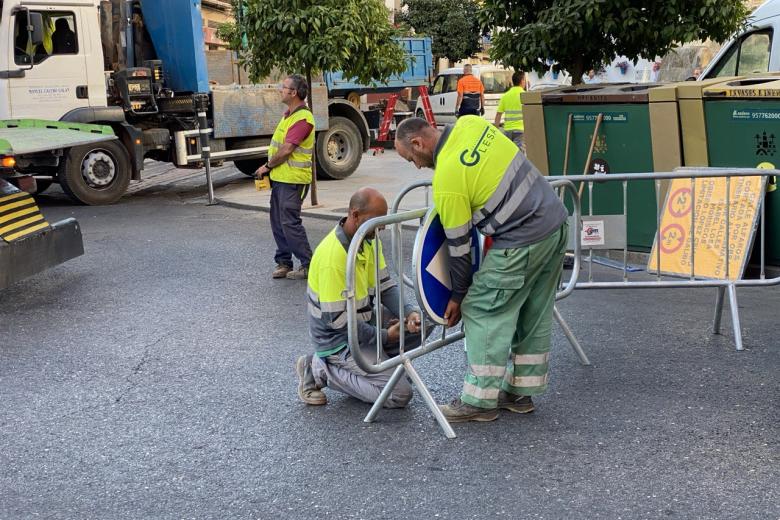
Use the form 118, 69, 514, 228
439, 397, 498, 423
295, 355, 326, 406
272, 264, 292, 279
286, 265, 308, 280
497, 391, 535, 414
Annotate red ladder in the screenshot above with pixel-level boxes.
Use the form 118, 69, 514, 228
371, 86, 436, 155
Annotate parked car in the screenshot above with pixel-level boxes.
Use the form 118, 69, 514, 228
417, 65, 513, 126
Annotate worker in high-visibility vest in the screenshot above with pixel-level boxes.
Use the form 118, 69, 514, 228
394, 116, 568, 423
255, 74, 315, 280
295, 187, 424, 407
455, 64, 485, 117
495, 71, 526, 151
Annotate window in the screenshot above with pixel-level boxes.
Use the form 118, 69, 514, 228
708, 30, 772, 78
480, 71, 512, 94
443, 74, 460, 93
14, 11, 78, 66
432, 76, 445, 95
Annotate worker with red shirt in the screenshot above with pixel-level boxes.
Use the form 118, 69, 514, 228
256, 74, 315, 280
455, 64, 485, 117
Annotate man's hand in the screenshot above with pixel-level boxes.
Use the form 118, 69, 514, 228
387, 321, 401, 343
479, 106, 485, 116
405, 311, 422, 334
255, 164, 271, 178
444, 300, 461, 328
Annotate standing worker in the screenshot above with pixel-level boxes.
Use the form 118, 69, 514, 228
455, 64, 485, 118
255, 74, 314, 280
494, 71, 526, 151
394, 116, 568, 423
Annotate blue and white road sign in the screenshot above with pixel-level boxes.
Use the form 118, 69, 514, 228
413, 208, 483, 325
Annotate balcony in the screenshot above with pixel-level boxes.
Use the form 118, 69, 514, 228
202, 0, 232, 12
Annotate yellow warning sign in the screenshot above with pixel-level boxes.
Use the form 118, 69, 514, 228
647, 175, 766, 280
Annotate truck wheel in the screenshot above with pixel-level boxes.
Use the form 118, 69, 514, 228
58, 141, 131, 205
234, 158, 267, 177
317, 116, 362, 180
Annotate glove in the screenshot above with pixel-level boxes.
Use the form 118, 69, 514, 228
479, 107, 485, 116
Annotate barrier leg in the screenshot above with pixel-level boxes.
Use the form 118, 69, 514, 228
713, 286, 726, 334
553, 306, 591, 366
364, 365, 406, 423
727, 284, 744, 351
402, 359, 456, 439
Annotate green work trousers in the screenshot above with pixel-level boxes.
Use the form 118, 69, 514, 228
460, 223, 568, 408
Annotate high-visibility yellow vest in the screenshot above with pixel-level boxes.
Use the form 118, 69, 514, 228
308, 226, 388, 316
497, 86, 525, 131
433, 116, 518, 233
269, 107, 315, 185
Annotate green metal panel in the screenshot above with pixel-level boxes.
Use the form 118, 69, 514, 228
704, 99, 780, 263
544, 104, 657, 250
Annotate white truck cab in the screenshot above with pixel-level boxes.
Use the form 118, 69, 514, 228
700, 0, 780, 80
0, 0, 107, 120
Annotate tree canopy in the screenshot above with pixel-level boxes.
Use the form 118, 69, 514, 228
219, 0, 408, 84
398, 0, 482, 63
480, 0, 750, 84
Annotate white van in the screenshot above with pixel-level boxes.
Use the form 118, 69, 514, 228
700, 0, 780, 79
418, 65, 513, 126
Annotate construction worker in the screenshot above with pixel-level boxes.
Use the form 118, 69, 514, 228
394, 116, 568, 423
455, 64, 485, 117
256, 74, 314, 280
295, 187, 424, 408
494, 71, 526, 151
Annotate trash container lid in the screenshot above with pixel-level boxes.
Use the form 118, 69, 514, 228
703, 76, 780, 99
675, 76, 742, 100
538, 82, 675, 104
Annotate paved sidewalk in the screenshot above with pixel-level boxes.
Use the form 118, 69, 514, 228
215, 150, 433, 220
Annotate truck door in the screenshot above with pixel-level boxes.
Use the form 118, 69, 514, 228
8, 9, 91, 119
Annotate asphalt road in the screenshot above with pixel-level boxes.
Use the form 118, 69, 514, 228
1, 180, 777, 519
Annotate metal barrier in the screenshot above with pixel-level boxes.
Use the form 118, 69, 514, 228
345, 179, 583, 438
546, 167, 780, 352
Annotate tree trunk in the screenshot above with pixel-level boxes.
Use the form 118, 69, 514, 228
306, 67, 319, 206
570, 59, 586, 86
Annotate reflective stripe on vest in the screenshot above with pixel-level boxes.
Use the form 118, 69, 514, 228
307, 226, 389, 325
269, 108, 315, 184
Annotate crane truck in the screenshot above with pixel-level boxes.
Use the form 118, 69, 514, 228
0, 0, 379, 205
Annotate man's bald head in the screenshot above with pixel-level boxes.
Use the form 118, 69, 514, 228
344, 187, 388, 240
349, 187, 385, 214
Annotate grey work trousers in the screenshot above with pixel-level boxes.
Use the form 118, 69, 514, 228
311, 315, 423, 409
270, 181, 313, 268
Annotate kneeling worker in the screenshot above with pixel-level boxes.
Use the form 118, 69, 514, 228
295, 187, 423, 408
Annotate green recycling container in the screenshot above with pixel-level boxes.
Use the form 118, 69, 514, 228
524, 83, 683, 251
699, 76, 780, 264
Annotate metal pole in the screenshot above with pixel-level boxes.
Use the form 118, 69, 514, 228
403, 360, 456, 439
374, 233, 383, 362
195, 94, 217, 206
727, 283, 744, 351
623, 180, 628, 282
364, 365, 406, 423
655, 179, 661, 280
690, 177, 696, 280
713, 286, 726, 334
725, 176, 731, 279
553, 306, 590, 366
